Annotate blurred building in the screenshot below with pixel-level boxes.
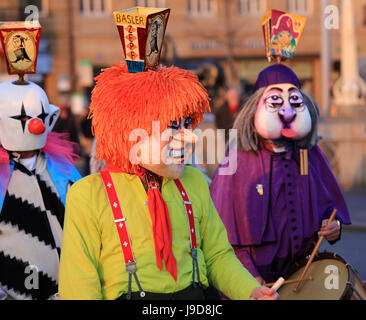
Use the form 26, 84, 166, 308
1, 0, 366, 107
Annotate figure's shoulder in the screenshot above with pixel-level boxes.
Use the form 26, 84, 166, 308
42, 152, 82, 182
308, 145, 329, 164
181, 165, 209, 187
67, 173, 104, 198
307, 145, 334, 174
217, 149, 262, 174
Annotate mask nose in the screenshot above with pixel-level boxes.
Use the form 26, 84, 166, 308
28, 118, 46, 135
278, 105, 296, 123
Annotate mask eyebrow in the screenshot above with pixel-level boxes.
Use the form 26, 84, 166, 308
266, 87, 283, 93
288, 87, 299, 92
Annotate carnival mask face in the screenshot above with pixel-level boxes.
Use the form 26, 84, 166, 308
278, 31, 292, 47
136, 117, 197, 179
0, 81, 60, 152
254, 83, 312, 141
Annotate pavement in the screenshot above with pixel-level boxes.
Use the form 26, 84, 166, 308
320, 188, 366, 281
342, 189, 366, 230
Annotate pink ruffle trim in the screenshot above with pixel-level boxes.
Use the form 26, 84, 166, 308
0, 132, 80, 165
41, 132, 80, 165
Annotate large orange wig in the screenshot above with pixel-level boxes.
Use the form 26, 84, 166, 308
89, 62, 210, 174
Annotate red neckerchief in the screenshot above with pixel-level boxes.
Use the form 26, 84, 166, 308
145, 172, 177, 281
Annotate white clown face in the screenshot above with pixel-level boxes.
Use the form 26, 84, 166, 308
254, 83, 312, 141
0, 81, 60, 152
137, 118, 197, 179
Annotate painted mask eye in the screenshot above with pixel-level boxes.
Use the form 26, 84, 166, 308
168, 120, 181, 130
184, 117, 192, 129
265, 95, 284, 110
289, 94, 304, 110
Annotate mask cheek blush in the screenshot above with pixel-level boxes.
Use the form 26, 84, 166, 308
254, 106, 282, 140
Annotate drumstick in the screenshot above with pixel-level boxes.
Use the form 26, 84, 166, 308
293, 208, 338, 292
270, 277, 285, 291
264, 276, 313, 288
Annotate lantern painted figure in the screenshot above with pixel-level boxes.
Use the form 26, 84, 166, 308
0, 21, 41, 76
210, 12, 351, 286
58, 7, 278, 300
0, 22, 81, 300
262, 10, 306, 62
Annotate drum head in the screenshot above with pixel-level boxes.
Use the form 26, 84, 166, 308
278, 255, 349, 300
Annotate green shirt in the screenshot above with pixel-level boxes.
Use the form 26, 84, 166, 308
59, 166, 259, 300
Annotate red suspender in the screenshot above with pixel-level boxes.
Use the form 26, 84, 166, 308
173, 179, 197, 249
100, 170, 201, 296
100, 170, 135, 264
100, 170, 145, 299
174, 179, 201, 286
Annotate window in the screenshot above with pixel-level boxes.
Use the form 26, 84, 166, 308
135, 0, 166, 7
188, 0, 217, 17
79, 0, 111, 16
286, 0, 313, 15
238, 0, 266, 16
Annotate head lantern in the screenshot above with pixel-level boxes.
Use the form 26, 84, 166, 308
0, 21, 60, 152
89, 7, 210, 178
233, 9, 318, 175
262, 9, 306, 62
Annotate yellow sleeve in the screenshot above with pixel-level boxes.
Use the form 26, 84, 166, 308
59, 177, 103, 300
198, 172, 260, 300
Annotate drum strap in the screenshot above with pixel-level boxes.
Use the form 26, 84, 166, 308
100, 170, 201, 299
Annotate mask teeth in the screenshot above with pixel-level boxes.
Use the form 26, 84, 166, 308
170, 149, 184, 159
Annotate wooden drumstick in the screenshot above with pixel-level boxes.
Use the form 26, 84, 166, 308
265, 276, 313, 288
270, 277, 285, 291
293, 208, 338, 292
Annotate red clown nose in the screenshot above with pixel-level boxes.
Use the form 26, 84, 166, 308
28, 118, 46, 135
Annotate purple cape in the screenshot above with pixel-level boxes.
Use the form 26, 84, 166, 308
210, 145, 351, 247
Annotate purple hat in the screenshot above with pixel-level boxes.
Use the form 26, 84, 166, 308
253, 64, 301, 92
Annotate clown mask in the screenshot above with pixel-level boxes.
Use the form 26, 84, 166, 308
132, 118, 197, 179
254, 83, 312, 143
0, 81, 60, 152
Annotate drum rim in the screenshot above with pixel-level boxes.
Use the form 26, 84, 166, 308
284, 251, 359, 300
285, 251, 348, 277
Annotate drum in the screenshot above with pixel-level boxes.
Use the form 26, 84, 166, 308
278, 251, 366, 300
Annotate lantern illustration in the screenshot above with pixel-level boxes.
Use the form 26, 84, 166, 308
262, 9, 306, 62
0, 21, 42, 78
113, 6, 170, 73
